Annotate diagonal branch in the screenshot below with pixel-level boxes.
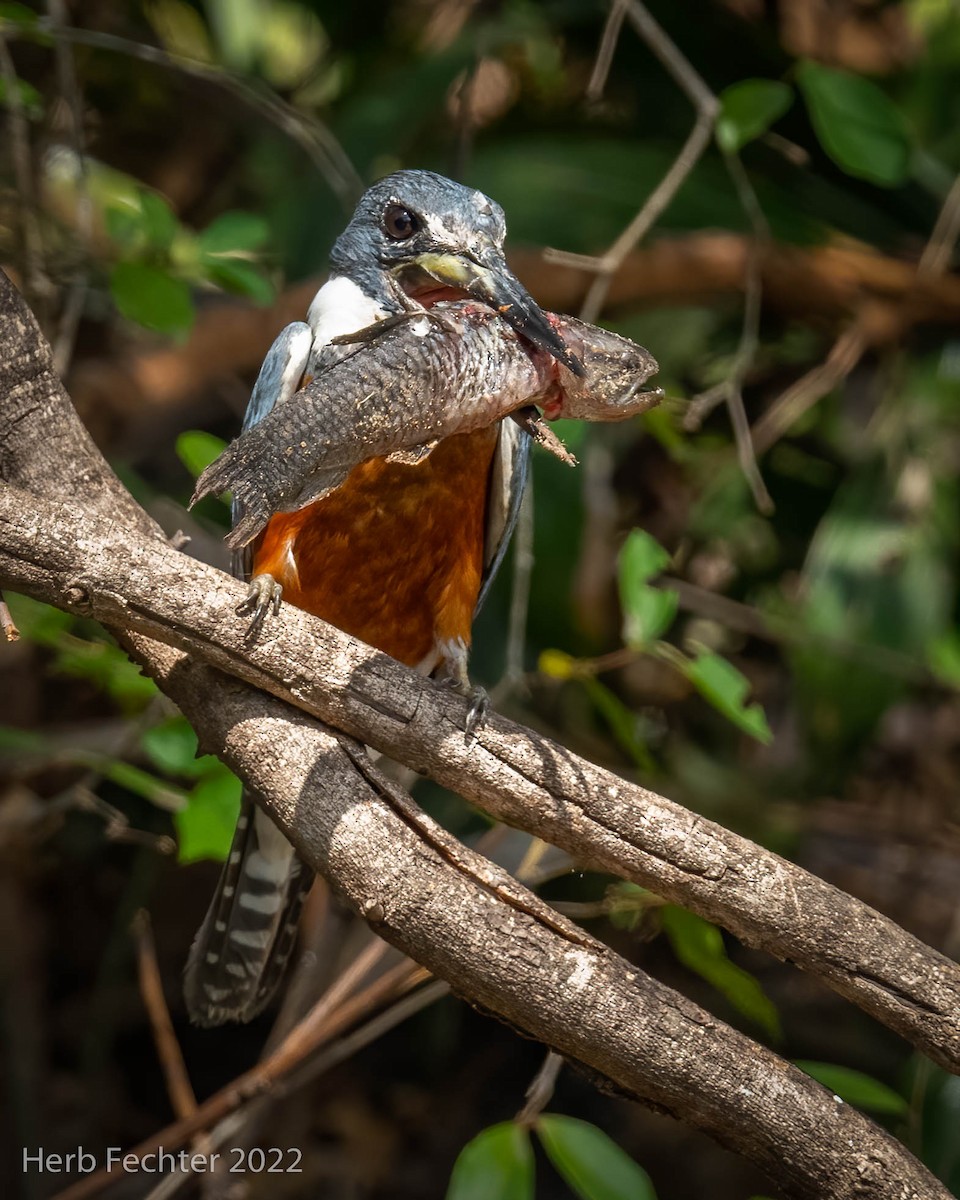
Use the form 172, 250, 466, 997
1, 480, 958, 1074
0, 269, 953, 1200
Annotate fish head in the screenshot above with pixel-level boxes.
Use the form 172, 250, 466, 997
538, 317, 662, 421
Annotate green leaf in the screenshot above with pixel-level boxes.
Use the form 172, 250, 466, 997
618, 529, 678, 647
142, 716, 215, 780
796, 61, 911, 186
536, 1115, 657, 1200
660, 906, 781, 1040
0, 74, 43, 119
199, 210, 271, 255
145, 0, 214, 62
446, 1122, 534, 1200
915, 1063, 960, 1189
98, 760, 186, 812
716, 79, 793, 153
0, 3, 40, 28
105, 205, 147, 252
110, 262, 195, 337
681, 648, 772, 743
139, 189, 179, 250
794, 1062, 908, 1115
176, 429, 227, 479
174, 765, 242, 863
927, 630, 960, 686
206, 259, 275, 305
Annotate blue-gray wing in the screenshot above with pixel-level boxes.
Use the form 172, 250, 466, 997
232, 322, 314, 580
476, 419, 531, 615
186, 322, 318, 1029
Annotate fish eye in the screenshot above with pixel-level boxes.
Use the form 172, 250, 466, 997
383, 204, 419, 240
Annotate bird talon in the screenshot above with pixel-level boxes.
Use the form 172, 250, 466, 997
464, 686, 489, 736
439, 671, 488, 736
237, 574, 283, 640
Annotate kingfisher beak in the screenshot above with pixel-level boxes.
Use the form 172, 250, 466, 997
405, 248, 586, 377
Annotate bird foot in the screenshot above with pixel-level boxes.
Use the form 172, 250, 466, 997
440, 675, 489, 737
438, 640, 488, 736
236, 573, 282, 640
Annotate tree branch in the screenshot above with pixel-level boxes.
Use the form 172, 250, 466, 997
1, 481, 957, 1076
0, 269, 953, 1199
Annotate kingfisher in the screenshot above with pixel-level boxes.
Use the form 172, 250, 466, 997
184, 170, 580, 1026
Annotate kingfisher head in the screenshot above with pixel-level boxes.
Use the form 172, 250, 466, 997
329, 169, 584, 375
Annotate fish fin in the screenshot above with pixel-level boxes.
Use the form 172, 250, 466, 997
385, 440, 439, 466
511, 407, 577, 466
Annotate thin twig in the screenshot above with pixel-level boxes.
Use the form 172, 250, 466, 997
710, 150, 772, 512
132, 910, 197, 1121
586, 0, 627, 102
751, 322, 867, 455
490, 481, 534, 706
545, 0, 719, 322
144, 978, 449, 1200
0, 590, 20, 641
515, 1050, 564, 1127
0, 34, 47, 313
918, 170, 960, 277
452, 56, 480, 182
47, 0, 91, 377
746, 163, 960, 452
53, 944, 426, 1200
15, 20, 362, 210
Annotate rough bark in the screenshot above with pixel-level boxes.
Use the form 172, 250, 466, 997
1, 483, 957, 1078
0, 269, 953, 1199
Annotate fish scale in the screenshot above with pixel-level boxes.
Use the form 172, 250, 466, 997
192, 301, 660, 549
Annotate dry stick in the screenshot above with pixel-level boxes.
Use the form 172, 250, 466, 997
561, 0, 772, 513
515, 1050, 564, 1127
750, 322, 867, 455
54, 956, 428, 1200
586, 2, 771, 509
17, 21, 361, 210
150, 952, 424, 1200
193, 931, 394, 1200
490, 480, 534, 706
1, 275, 952, 1199
704, 151, 772, 513
131, 910, 198, 1121
145, 978, 451, 1200
46, 0, 92, 378
751, 160, 960, 452
1, 485, 959, 1077
586, 0, 628, 102
0, 590, 19, 641
918, 170, 960, 277
546, 0, 719, 323
0, 36, 47, 314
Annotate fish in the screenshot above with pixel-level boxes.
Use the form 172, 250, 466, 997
191, 301, 660, 550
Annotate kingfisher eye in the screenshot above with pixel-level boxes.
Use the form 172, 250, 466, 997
383, 204, 419, 240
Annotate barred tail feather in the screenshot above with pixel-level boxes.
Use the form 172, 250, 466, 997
184, 795, 314, 1026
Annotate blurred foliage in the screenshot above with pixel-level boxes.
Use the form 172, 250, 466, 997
1, 0, 959, 1196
